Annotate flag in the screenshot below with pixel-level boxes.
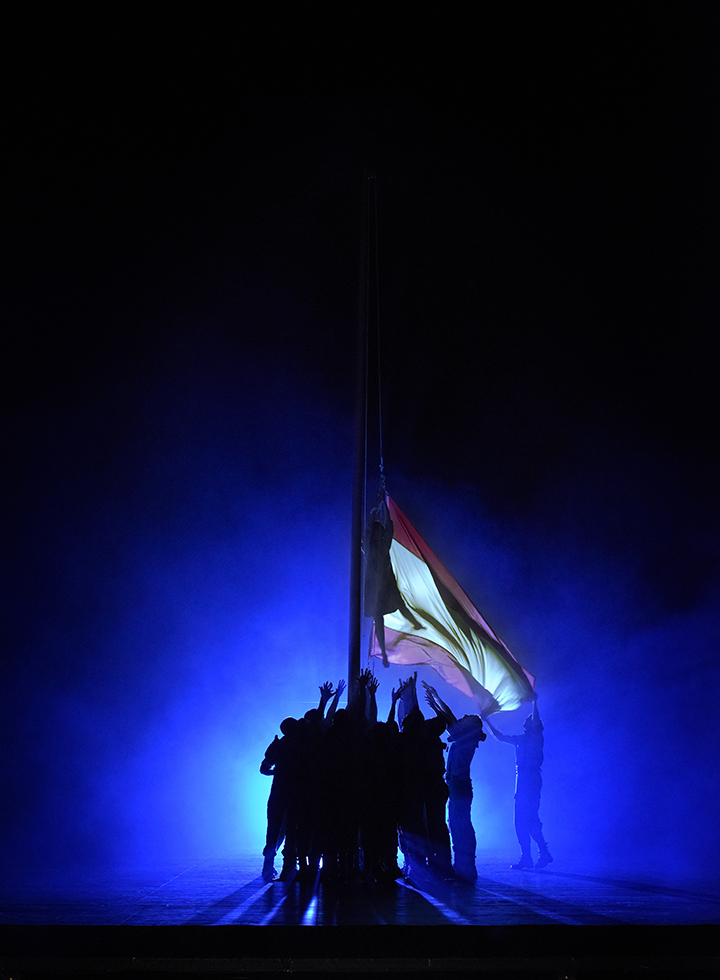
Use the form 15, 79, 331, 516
367, 495, 535, 715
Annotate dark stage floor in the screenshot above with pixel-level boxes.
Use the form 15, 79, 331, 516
1, 851, 718, 976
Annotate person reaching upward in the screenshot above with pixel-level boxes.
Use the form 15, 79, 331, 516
484, 695, 552, 870
423, 681, 486, 881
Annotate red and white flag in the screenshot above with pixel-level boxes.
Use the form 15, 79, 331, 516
367, 496, 535, 715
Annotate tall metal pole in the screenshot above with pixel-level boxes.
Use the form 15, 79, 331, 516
347, 178, 371, 702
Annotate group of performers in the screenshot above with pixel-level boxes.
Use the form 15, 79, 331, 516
260, 671, 551, 885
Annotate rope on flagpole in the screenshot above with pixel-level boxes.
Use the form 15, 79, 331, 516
349, 176, 374, 699
363, 178, 371, 539
365, 174, 387, 501
361, 174, 387, 684
370, 176, 386, 498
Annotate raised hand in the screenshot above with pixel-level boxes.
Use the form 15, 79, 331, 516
421, 680, 439, 701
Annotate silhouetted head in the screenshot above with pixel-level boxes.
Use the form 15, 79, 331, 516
304, 708, 321, 725
331, 708, 349, 730
400, 705, 424, 733
449, 714, 486, 742
280, 717, 299, 736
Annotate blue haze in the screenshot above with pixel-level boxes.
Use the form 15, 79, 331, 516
3, 304, 718, 885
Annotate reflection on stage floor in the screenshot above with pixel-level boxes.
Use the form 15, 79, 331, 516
1, 851, 718, 975
2, 850, 718, 927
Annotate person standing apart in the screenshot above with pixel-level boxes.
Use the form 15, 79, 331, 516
484, 695, 552, 870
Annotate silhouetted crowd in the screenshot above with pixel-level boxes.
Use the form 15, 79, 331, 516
260, 671, 488, 885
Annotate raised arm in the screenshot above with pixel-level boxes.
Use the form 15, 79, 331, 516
359, 669, 379, 725
387, 680, 404, 724
529, 691, 543, 731
484, 716, 516, 744
397, 671, 418, 728
422, 680, 457, 727
325, 679, 346, 726
317, 681, 334, 717
347, 671, 368, 722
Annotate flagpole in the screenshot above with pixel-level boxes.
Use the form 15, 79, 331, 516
348, 177, 371, 703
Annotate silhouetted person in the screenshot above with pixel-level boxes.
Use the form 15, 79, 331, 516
397, 673, 453, 880
361, 680, 404, 884
485, 695, 552, 870
261, 681, 345, 883
296, 681, 344, 880
423, 681, 486, 881
260, 716, 302, 881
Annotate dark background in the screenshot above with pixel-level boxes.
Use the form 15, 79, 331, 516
3, 5, 719, 882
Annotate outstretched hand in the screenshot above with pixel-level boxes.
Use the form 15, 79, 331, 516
391, 676, 407, 701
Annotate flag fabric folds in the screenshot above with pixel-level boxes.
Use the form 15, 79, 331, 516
367, 496, 535, 715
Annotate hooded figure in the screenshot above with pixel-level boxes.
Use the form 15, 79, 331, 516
363, 496, 421, 667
